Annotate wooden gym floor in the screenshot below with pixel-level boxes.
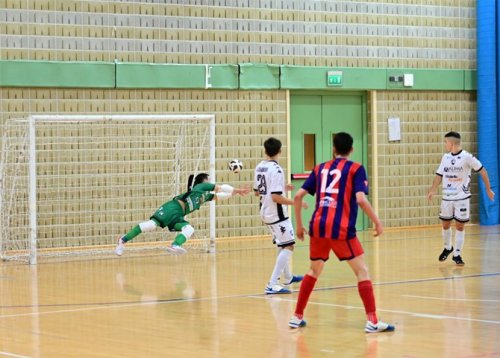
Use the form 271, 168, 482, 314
1, 225, 500, 357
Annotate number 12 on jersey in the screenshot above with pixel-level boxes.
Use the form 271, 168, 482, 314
320, 168, 341, 194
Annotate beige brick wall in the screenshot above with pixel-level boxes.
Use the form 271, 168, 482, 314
0, 88, 287, 240
0, 0, 480, 241
0, 0, 476, 69
370, 91, 478, 227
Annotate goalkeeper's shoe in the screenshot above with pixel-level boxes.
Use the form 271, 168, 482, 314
166, 245, 187, 256
115, 237, 126, 256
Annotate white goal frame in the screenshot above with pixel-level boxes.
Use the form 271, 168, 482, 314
2, 114, 216, 264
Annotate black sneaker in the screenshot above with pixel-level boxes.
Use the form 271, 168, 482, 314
452, 255, 465, 266
438, 247, 454, 261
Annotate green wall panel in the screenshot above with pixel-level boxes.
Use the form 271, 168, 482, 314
0, 60, 477, 91
282, 66, 476, 91
464, 70, 477, 90
116, 63, 207, 88
207, 65, 239, 89
281, 66, 387, 90
386, 69, 465, 90
116, 63, 238, 89
239, 63, 280, 89
0, 60, 114, 88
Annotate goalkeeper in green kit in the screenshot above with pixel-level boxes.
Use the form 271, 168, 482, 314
115, 173, 250, 256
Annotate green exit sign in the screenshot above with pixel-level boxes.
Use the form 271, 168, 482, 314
327, 70, 343, 86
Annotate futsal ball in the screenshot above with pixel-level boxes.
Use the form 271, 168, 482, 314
228, 159, 243, 173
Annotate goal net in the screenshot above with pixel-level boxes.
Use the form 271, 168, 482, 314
0, 114, 216, 264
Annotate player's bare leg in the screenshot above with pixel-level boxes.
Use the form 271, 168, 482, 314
347, 255, 395, 333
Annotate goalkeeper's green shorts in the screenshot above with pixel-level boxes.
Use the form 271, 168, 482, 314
150, 200, 188, 231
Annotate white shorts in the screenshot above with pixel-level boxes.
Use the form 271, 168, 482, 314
439, 199, 470, 223
267, 219, 295, 247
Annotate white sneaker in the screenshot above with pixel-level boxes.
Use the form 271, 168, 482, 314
288, 315, 307, 328
115, 237, 125, 256
166, 245, 187, 255
265, 284, 291, 294
365, 320, 395, 333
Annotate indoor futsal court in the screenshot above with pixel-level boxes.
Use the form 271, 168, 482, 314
1, 226, 500, 357
2, 1, 500, 358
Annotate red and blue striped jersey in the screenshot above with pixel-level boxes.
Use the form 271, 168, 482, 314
302, 158, 368, 240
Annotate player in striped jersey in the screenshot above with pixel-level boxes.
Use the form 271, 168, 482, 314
288, 132, 394, 333
427, 131, 495, 265
254, 137, 306, 294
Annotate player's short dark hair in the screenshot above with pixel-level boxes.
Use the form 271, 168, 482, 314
187, 173, 209, 191
264, 137, 282, 157
445, 131, 461, 140
333, 132, 353, 156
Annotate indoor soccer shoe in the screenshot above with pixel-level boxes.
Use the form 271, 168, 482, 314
166, 245, 187, 256
115, 237, 126, 256
452, 255, 465, 266
288, 315, 307, 329
265, 284, 291, 294
283, 275, 304, 286
438, 246, 454, 261
365, 320, 395, 333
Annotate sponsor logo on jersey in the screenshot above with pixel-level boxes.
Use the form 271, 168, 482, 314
319, 196, 337, 208
444, 166, 464, 173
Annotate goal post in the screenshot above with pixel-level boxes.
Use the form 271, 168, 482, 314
1, 114, 216, 264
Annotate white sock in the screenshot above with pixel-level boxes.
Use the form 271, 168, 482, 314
269, 248, 292, 286
454, 230, 465, 256
282, 249, 293, 282
442, 228, 452, 250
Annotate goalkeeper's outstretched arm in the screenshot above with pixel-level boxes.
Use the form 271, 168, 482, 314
214, 184, 251, 200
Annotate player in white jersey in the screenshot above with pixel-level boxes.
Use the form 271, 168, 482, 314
427, 131, 495, 265
254, 137, 306, 294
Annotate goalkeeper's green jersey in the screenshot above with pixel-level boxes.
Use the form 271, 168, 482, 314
174, 182, 215, 215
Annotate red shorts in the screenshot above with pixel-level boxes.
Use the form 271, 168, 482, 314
310, 236, 364, 261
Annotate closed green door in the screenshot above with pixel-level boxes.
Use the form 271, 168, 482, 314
290, 93, 367, 232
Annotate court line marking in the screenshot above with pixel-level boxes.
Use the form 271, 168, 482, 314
0, 292, 258, 318
312, 270, 500, 292
1, 271, 500, 312
249, 296, 500, 325
0, 352, 31, 358
402, 294, 500, 303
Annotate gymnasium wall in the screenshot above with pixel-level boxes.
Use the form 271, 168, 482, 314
0, 0, 475, 68
0, 0, 479, 237
0, 88, 286, 239
371, 91, 478, 227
